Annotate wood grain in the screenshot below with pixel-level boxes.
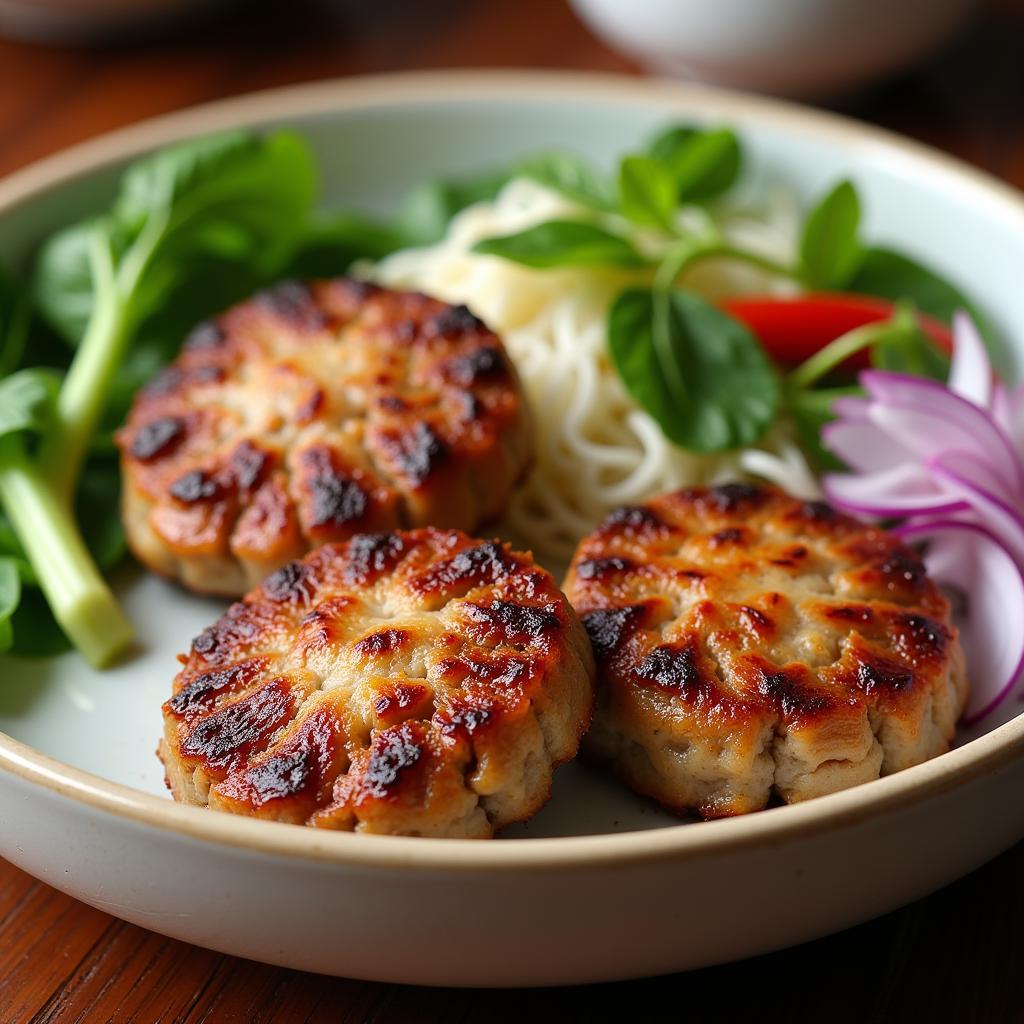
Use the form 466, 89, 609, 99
2, 0, 1024, 1020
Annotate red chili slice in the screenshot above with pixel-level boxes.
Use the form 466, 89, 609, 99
723, 293, 954, 370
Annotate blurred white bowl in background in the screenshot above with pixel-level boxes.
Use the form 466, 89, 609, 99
571, 0, 977, 97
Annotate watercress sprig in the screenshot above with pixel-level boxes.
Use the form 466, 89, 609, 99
0, 130, 316, 665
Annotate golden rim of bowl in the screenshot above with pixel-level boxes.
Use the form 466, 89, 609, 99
2, 69, 1023, 872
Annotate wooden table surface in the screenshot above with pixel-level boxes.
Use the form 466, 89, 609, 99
2, 1, 1024, 1020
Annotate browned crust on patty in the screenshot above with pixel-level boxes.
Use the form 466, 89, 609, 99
118, 280, 533, 596
160, 528, 595, 837
563, 483, 969, 819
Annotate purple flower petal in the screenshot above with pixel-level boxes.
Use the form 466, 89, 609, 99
948, 311, 993, 409
893, 518, 1024, 723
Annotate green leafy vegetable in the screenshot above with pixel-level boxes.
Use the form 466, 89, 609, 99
0, 557, 20, 653
618, 156, 677, 230
869, 301, 950, 380
648, 125, 742, 202
850, 246, 992, 344
0, 129, 317, 667
799, 180, 864, 289
396, 168, 511, 247
518, 152, 612, 210
473, 220, 647, 268
608, 288, 778, 452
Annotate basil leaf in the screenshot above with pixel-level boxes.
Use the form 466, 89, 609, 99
618, 156, 677, 230
608, 288, 778, 452
0, 369, 59, 440
397, 168, 511, 247
799, 180, 864, 289
473, 220, 647, 268
0, 556, 19, 652
517, 152, 613, 210
649, 126, 742, 202
850, 246, 994, 344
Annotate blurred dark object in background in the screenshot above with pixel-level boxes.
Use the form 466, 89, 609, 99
0, 0, 236, 44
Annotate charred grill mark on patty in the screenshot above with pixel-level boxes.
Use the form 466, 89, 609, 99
751, 662, 835, 718
461, 599, 561, 648
855, 657, 913, 695
374, 421, 450, 486
575, 557, 634, 581
165, 657, 269, 719
414, 540, 515, 593
183, 321, 225, 351
342, 532, 406, 585
179, 680, 294, 772
580, 604, 649, 660
229, 440, 272, 494
633, 643, 709, 697
359, 722, 424, 800
263, 560, 318, 604
353, 628, 411, 656
216, 709, 342, 809
431, 303, 485, 336
131, 416, 184, 461
300, 448, 370, 529
170, 469, 221, 504
256, 280, 326, 330
446, 345, 508, 386
702, 481, 765, 511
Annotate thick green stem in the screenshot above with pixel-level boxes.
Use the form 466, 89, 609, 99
37, 229, 126, 500
0, 444, 133, 667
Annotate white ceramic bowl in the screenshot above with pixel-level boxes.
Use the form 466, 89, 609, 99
1, 71, 1023, 986
571, 0, 977, 96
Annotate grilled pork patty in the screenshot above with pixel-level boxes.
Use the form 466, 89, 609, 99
563, 483, 968, 818
118, 279, 532, 596
160, 528, 595, 837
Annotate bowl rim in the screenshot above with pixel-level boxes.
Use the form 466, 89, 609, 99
2, 68, 1023, 873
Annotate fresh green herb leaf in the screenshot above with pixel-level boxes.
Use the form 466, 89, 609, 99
649, 126, 742, 202
799, 180, 864, 289
518, 152, 613, 210
473, 220, 648, 269
286, 213, 406, 278
4, 129, 320, 669
0, 268, 30, 377
0, 556, 20, 652
850, 246, 993, 344
618, 156, 677, 230
6, 584, 70, 658
0, 369, 59, 440
397, 168, 511, 247
608, 288, 778, 452
868, 302, 950, 380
